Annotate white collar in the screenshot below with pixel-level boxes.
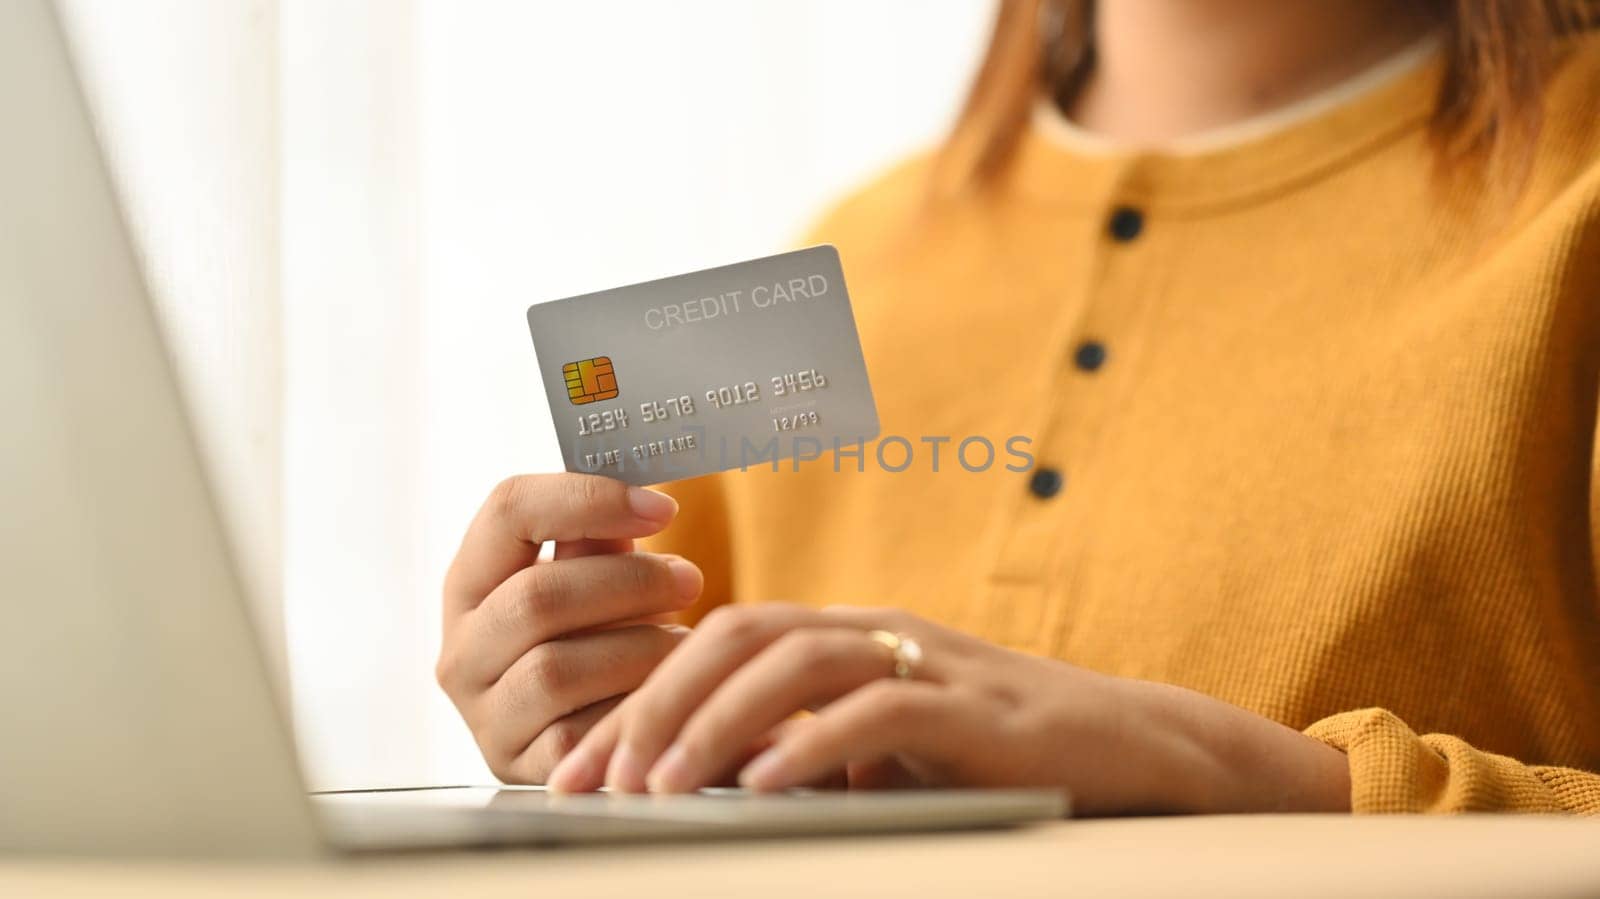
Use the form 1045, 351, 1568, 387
1032, 32, 1443, 157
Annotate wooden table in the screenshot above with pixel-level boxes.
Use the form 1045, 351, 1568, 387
5, 815, 1599, 898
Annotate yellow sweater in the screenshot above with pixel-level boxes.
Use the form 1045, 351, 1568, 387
648, 35, 1600, 813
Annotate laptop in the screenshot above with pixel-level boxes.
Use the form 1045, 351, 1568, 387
0, 0, 1067, 859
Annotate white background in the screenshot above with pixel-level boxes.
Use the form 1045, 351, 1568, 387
59, 0, 992, 790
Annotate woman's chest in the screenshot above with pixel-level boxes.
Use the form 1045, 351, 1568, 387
721, 197, 1599, 695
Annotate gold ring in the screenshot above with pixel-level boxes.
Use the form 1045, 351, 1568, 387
866, 630, 923, 679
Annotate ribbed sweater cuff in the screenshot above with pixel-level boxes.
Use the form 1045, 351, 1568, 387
1305, 708, 1571, 813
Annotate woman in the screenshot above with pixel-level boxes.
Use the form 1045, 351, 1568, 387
438, 0, 1600, 813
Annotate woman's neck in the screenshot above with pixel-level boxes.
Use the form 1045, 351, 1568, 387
1067, 0, 1438, 145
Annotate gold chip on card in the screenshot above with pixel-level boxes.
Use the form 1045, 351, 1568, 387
562, 356, 619, 405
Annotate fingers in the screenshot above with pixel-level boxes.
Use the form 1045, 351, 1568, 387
738, 680, 966, 792
444, 474, 678, 614
500, 696, 623, 784
544, 604, 966, 795
471, 624, 687, 775
613, 604, 836, 792
544, 714, 615, 792
444, 552, 702, 687
548, 604, 831, 793
645, 628, 894, 792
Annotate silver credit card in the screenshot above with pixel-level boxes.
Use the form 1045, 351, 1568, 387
526, 245, 880, 486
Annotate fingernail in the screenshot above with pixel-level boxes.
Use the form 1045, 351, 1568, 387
739, 748, 788, 791
607, 744, 648, 793
664, 556, 703, 600
628, 486, 677, 523
647, 743, 692, 793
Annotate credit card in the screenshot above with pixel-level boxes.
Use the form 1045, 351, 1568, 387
526, 245, 879, 486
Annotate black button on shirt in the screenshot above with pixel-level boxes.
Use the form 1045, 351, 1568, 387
1029, 467, 1064, 499
1108, 206, 1144, 242
1074, 340, 1107, 372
